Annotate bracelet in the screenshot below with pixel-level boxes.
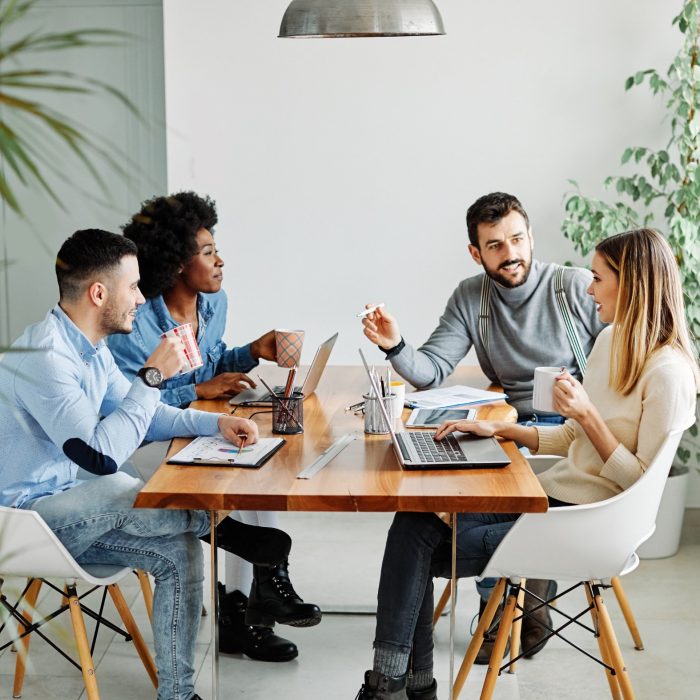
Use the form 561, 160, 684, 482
380, 337, 405, 359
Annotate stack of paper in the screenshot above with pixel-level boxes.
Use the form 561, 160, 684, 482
404, 385, 507, 409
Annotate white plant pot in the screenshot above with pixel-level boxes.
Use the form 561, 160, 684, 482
638, 466, 689, 559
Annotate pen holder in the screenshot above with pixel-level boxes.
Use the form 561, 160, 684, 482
363, 393, 395, 435
272, 391, 304, 434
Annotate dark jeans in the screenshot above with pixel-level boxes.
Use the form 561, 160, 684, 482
374, 511, 520, 676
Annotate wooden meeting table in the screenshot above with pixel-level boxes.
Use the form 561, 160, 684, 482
135, 365, 547, 699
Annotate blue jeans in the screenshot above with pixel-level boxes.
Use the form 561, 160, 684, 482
27, 472, 210, 700
374, 511, 519, 677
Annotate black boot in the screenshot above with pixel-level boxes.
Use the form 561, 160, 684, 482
406, 679, 437, 700
521, 579, 557, 658
355, 670, 408, 700
245, 560, 322, 628
474, 596, 510, 665
202, 517, 291, 566
217, 584, 298, 662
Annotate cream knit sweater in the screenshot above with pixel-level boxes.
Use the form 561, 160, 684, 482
535, 326, 697, 505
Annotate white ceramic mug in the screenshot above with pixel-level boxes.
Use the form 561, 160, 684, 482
532, 366, 564, 413
390, 380, 406, 423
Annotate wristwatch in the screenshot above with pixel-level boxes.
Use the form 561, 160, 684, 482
137, 366, 164, 389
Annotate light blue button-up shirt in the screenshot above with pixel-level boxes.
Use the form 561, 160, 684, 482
0, 305, 221, 508
107, 290, 257, 408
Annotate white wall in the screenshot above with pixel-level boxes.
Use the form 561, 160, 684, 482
163, 0, 676, 365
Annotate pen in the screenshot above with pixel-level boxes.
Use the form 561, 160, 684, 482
237, 433, 247, 458
283, 366, 297, 399
356, 303, 385, 318
345, 400, 365, 411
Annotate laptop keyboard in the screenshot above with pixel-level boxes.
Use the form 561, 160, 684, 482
408, 431, 467, 462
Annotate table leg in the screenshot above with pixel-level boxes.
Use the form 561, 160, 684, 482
210, 511, 219, 700
449, 512, 457, 700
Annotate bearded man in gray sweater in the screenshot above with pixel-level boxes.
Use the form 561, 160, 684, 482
359, 192, 605, 690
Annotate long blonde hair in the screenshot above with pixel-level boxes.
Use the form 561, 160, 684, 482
595, 228, 699, 395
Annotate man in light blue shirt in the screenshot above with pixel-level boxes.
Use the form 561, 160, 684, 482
0, 229, 292, 700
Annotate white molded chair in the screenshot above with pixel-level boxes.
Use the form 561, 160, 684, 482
0, 505, 157, 699
453, 429, 684, 700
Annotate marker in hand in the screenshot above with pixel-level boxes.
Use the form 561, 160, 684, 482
356, 303, 385, 318
236, 433, 247, 457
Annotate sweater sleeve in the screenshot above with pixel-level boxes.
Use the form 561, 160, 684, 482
533, 420, 577, 457
599, 356, 697, 490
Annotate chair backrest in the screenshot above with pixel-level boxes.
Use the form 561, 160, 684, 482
481, 429, 684, 582
0, 506, 128, 584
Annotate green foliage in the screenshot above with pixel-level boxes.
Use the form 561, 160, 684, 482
0, 0, 137, 215
562, 0, 700, 467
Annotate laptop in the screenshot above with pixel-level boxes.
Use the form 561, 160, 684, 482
230, 333, 338, 406
358, 348, 511, 470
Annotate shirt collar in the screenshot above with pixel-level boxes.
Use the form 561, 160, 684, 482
51, 303, 103, 359
150, 293, 214, 332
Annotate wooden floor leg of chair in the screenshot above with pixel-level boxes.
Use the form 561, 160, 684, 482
585, 583, 621, 700
12, 578, 43, 699
453, 578, 506, 699
135, 570, 154, 625
66, 585, 100, 700
433, 581, 451, 627
108, 584, 158, 688
508, 583, 526, 674
593, 588, 635, 700
480, 581, 518, 700
611, 576, 643, 651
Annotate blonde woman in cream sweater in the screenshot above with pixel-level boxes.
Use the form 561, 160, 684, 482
356, 228, 698, 700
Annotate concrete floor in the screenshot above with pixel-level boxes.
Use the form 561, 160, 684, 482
1, 509, 699, 699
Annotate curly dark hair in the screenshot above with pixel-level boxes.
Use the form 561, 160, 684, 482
123, 191, 218, 297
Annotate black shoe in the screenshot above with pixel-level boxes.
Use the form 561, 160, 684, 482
474, 597, 510, 665
406, 679, 437, 699
355, 670, 407, 699
202, 517, 291, 566
521, 579, 557, 658
218, 585, 299, 662
245, 560, 322, 628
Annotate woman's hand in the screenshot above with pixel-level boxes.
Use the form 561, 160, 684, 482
552, 371, 594, 422
196, 373, 256, 399
250, 330, 277, 362
217, 416, 259, 446
434, 420, 501, 440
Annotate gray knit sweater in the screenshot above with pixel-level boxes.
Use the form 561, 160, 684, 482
390, 260, 606, 416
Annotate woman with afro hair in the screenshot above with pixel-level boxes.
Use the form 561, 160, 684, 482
109, 191, 320, 663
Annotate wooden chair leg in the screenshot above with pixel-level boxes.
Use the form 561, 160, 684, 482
592, 585, 636, 700
66, 584, 100, 700
12, 578, 43, 699
135, 570, 154, 625
611, 576, 644, 650
585, 583, 622, 700
480, 581, 519, 700
507, 581, 526, 674
433, 580, 451, 627
453, 578, 506, 699
108, 584, 158, 688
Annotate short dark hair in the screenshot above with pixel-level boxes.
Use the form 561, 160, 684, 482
123, 191, 218, 298
466, 192, 530, 247
56, 229, 137, 301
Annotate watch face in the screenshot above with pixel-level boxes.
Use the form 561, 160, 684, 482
144, 367, 163, 387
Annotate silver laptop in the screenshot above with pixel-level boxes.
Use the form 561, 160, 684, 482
358, 348, 511, 470
230, 333, 338, 406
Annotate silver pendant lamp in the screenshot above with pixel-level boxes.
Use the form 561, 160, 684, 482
279, 0, 445, 38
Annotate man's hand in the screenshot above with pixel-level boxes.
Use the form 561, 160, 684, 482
552, 371, 594, 422
217, 415, 259, 446
362, 304, 401, 349
196, 373, 256, 400
144, 337, 187, 380
250, 330, 276, 361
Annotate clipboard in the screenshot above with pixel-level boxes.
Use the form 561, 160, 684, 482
167, 435, 286, 469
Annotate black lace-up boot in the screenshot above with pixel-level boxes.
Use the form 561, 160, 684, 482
521, 579, 557, 658
245, 560, 322, 627
406, 679, 437, 700
474, 596, 510, 665
355, 670, 408, 699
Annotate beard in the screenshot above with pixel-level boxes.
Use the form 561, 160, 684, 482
101, 298, 134, 336
482, 257, 533, 289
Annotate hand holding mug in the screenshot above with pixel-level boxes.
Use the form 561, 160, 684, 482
552, 371, 593, 421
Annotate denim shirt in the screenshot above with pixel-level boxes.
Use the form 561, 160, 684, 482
107, 290, 258, 408
0, 305, 221, 508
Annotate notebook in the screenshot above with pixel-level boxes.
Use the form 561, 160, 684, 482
167, 435, 285, 468
229, 333, 338, 406
358, 348, 511, 471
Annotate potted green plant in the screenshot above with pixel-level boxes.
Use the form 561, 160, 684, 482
562, 0, 700, 557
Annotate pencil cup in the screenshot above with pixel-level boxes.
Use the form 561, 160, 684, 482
272, 391, 304, 434
363, 393, 395, 435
